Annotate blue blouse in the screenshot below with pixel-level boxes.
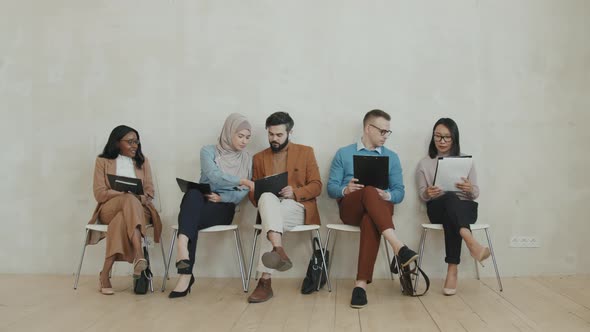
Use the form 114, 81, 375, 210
199, 145, 252, 205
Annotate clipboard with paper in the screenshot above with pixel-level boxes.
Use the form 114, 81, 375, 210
433, 156, 473, 192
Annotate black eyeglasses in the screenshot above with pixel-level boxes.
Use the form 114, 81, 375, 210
120, 139, 140, 146
433, 135, 452, 143
369, 124, 392, 137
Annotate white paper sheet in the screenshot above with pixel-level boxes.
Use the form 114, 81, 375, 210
434, 157, 473, 191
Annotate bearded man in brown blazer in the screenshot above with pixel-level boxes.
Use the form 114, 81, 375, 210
247, 112, 322, 303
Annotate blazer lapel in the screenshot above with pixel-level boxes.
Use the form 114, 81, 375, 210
105, 159, 116, 189
286, 144, 300, 183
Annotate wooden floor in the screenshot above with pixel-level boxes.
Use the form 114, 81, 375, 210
1, 275, 589, 332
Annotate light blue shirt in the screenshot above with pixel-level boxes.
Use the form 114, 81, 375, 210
199, 145, 251, 205
327, 140, 405, 204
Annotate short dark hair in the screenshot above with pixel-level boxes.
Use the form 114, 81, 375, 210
265, 112, 294, 132
428, 118, 461, 158
99, 125, 146, 168
363, 109, 391, 126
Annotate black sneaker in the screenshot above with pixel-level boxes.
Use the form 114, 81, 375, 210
350, 287, 368, 309
398, 246, 419, 268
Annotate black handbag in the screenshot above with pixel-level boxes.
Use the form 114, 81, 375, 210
301, 237, 329, 294
133, 247, 152, 295
393, 256, 430, 297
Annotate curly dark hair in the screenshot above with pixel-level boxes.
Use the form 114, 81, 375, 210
265, 112, 294, 132
98, 125, 145, 168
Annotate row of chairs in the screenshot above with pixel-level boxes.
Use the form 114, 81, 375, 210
74, 219, 503, 293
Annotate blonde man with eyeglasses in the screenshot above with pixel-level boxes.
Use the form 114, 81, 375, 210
327, 109, 418, 308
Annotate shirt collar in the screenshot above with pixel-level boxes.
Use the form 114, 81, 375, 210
356, 138, 382, 154
117, 154, 133, 162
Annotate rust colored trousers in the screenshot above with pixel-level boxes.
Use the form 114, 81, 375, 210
339, 186, 394, 283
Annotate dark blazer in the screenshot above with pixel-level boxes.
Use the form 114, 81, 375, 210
248, 143, 322, 225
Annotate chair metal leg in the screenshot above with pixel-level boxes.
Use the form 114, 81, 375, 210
382, 237, 394, 280
323, 228, 332, 251
485, 229, 503, 291
323, 229, 338, 293
161, 229, 177, 292
159, 235, 167, 279
323, 229, 334, 280
74, 229, 90, 290
414, 228, 427, 293
233, 229, 248, 292
474, 257, 480, 280
329, 231, 337, 274
315, 230, 332, 292
246, 229, 260, 292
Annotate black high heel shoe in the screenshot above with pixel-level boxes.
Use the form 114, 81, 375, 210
168, 274, 195, 298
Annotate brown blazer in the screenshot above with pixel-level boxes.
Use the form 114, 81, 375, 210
87, 156, 162, 245
248, 143, 322, 225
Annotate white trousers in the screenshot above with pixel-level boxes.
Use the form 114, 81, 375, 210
257, 192, 305, 274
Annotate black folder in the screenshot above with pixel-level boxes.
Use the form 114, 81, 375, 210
107, 174, 144, 195
353, 155, 389, 190
176, 178, 212, 195
254, 172, 288, 203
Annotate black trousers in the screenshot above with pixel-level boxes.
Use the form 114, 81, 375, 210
426, 193, 478, 264
177, 189, 235, 273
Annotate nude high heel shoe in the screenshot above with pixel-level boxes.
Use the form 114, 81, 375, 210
99, 272, 114, 295
471, 246, 490, 267
442, 288, 456, 296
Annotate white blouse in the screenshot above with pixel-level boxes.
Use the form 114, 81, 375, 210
116, 155, 137, 178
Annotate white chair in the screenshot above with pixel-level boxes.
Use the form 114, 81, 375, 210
323, 224, 398, 291
415, 223, 503, 291
161, 224, 248, 292
74, 171, 167, 291
246, 224, 331, 292
73, 223, 167, 292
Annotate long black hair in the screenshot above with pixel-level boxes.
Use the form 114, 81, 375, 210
428, 118, 460, 158
99, 125, 145, 169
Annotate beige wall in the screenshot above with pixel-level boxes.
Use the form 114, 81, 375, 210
1, 0, 589, 279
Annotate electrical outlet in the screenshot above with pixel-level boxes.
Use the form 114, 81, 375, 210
510, 236, 541, 248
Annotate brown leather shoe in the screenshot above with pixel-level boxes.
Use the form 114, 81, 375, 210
261, 246, 293, 271
247, 278, 273, 303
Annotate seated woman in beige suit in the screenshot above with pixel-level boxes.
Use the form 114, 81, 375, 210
88, 125, 162, 295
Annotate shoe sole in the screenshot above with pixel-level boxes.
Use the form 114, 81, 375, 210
175, 261, 190, 269
99, 289, 114, 295
261, 252, 293, 272
247, 294, 273, 303
400, 254, 419, 268
442, 288, 456, 296
350, 303, 367, 309
133, 259, 148, 278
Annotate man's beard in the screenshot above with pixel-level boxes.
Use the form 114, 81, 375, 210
270, 136, 289, 152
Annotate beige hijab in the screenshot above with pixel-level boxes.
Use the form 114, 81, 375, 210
215, 113, 252, 181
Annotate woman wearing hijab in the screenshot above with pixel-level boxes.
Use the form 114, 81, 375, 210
169, 113, 255, 298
